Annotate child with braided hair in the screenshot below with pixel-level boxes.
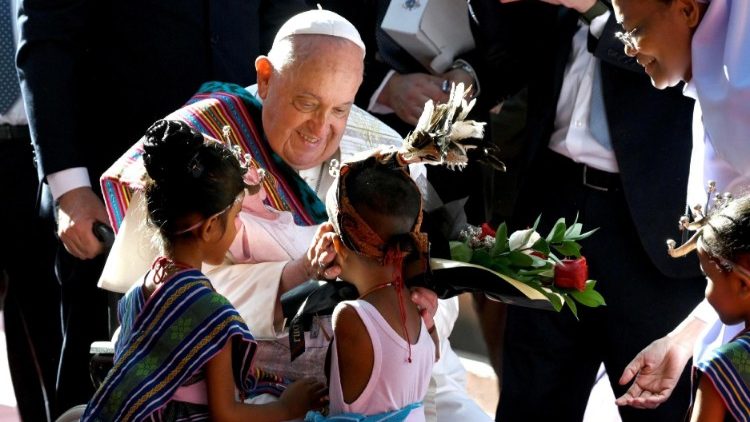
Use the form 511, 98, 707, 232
83, 119, 326, 421
311, 156, 439, 422
670, 193, 750, 421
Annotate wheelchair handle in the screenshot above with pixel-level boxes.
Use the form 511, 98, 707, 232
93, 222, 115, 250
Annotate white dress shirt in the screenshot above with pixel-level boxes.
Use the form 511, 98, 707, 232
548, 12, 619, 173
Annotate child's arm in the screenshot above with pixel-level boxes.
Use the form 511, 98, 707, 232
411, 287, 440, 361
206, 343, 327, 421
690, 375, 726, 422
334, 304, 375, 403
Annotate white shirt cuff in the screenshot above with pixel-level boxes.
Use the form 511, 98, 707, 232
368, 70, 397, 115
47, 167, 91, 200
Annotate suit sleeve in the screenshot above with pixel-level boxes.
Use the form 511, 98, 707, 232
16, 0, 91, 180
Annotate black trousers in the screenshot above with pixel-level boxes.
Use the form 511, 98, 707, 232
41, 196, 110, 416
496, 149, 705, 422
0, 135, 61, 421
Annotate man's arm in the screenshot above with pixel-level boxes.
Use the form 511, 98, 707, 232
17, 0, 110, 259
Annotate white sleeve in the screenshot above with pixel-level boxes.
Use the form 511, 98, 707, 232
47, 167, 91, 200
367, 70, 397, 115
207, 260, 287, 339
434, 296, 459, 344
690, 298, 720, 322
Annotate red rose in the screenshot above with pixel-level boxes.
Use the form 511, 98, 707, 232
553, 257, 588, 292
480, 223, 496, 239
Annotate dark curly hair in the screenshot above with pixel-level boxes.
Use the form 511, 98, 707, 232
142, 119, 245, 250
702, 193, 750, 265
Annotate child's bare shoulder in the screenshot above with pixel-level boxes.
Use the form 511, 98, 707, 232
332, 302, 368, 341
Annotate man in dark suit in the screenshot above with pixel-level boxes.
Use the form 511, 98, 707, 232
15, 0, 307, 416
491, 1, 705, 421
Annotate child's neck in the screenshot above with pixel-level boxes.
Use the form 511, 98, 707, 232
344, 260, 402, 299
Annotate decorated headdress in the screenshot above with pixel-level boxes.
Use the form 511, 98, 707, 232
667, 181, 750, 280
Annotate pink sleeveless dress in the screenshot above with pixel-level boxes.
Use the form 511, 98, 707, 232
328, 300, 435, 421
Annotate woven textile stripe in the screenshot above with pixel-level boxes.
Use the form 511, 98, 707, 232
83, 270, 257, 421
696, 332, 750, 421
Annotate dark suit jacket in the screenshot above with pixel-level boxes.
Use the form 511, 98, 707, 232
17, 0, 308, 190
501, 3, 700, 279
311, 0, 514, 129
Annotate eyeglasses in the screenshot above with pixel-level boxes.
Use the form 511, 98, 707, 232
615, 27, 639, 51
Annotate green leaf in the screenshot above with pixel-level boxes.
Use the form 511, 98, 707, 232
570, 283, 606, 307
491, 223, 510, 257
449, 241, 473, 262
553, 240, 582, 258
532, 214, 542, 231
539, 268, 555, 278
531, 237, 550, 257
542, 290, 563, 312
529, 254, 549, 268
566, 227, 599, 242
563, 294, 579, 319
472, 249, 493, 268
507, 250, 534, 267
564, 223, 582, 239
546, 218, 567, 243
518, 267, 552, 276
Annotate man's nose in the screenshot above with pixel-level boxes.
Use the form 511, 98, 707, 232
307, 112, 328, 138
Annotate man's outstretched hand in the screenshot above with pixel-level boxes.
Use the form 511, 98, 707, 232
616, 335, 693, 409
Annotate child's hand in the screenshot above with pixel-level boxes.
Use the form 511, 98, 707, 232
410, 287, 438, 331
279, 378, 328, 418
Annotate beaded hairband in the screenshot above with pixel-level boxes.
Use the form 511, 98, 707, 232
666, 181, 750, 280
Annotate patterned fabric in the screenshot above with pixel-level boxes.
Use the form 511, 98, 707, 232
695, 330, 750, 421
100, 81, 327, 232
305, 402, 422, 422
0, 0, 19, 114
83, 269, 257, 422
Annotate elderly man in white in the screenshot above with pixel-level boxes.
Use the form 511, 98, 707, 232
99, 9, 490, 422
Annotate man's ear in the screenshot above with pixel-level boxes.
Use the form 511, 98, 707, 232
255, 56, 273, 99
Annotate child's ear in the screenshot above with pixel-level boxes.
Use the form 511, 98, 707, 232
332, 235, 349, 261
676, 0, 701, 28
199, 215, 222, 243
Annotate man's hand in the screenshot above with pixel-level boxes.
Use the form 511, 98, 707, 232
616, 335, 693, 409
499, 0, 596, 14
307, 222, 341, 280
56, 186, 110, 259
377, 73, 449, 125
442, 68, 475, 96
